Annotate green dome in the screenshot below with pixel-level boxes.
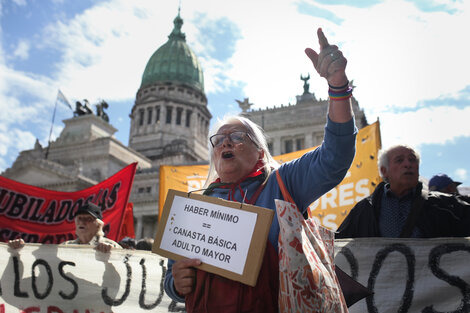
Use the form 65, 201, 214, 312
140, 14, 204, 93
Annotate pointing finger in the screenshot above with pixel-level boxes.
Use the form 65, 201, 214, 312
317, 28, 329, 50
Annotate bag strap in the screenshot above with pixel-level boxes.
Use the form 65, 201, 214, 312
276, 171, 294, 204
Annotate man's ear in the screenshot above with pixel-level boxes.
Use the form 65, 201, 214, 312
380, 166, 387, 179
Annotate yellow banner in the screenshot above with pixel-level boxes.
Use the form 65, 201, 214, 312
159, 121, 382, 230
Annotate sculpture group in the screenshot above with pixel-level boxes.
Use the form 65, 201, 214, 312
74, 99, 109, 122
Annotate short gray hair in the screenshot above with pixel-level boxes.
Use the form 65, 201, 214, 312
378, 144, 420, 181
204, 115, 279, 187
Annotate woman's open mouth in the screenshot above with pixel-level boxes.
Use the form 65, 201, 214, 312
222, 151, 234, 159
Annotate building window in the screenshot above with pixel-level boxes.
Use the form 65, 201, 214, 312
186, 110, 192, 127
147, 108, 152, 124
166, 107, 172, 124
284, 139, 293, 154
146, 186, 151, 193
138, 109, 144, 126
176, 108, 183, 125
138, 187, 145, 193
296, 137, 304, 151
155, 106, 160, 123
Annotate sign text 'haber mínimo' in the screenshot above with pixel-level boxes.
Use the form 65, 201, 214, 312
160, 196, 257, 275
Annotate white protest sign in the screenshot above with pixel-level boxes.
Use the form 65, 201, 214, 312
160, 194, 257, 274
154, 190, 274, 286
334, 237, 470, 313
0, 243, 186, 313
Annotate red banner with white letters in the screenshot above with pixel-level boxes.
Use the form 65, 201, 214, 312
0, 163, 137, 244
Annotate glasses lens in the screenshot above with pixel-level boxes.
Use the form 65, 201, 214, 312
230, 132, 245, 143
210, 134, 225, 147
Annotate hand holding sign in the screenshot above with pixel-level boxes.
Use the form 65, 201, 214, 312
172, 258, 201, 296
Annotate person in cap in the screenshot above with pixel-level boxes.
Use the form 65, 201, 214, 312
8, 202, 121, 253
428, 173, 462, 195
61, 202, 122, 252
337, 144, 470, 238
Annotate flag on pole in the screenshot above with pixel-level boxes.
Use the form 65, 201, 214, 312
57, 89, 72, 110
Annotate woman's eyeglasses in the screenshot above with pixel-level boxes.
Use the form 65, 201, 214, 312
209, 131, 257, 148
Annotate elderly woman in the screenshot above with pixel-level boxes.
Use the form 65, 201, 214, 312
8, 202, 121, 253
164, 28, 357, 312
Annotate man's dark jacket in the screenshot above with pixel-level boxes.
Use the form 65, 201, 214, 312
336, 182, 470, 238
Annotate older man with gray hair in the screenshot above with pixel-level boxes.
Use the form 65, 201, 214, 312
336, 144, 470, 238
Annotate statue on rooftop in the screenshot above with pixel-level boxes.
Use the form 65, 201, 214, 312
300, 74, 310, 95
96, 100, 109, 123
74, 99, 93, 117
236, 98, 253, 113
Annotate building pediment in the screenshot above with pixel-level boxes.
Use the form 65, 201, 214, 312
2, 159, 96, 191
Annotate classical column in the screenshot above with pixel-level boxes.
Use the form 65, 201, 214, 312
136, 215, 143, 240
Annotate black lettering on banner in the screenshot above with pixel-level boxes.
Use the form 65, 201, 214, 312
39, 201, 57, 223
338, 246, 360, 280
0, 188, 9, 213
41, 235, 55, 244
31, 259, 53, 299
102, 254, 131, 305
7, 193, 28, 218
55, 200, 72, 223
138, 258, 165, 309
21, 198, 45, 221
58, 261, 78, 300
423, 243, 470, 313
68, 199, 83, 221
28, 196, 44, 221
169, 300, 187, 312
366, 243, 415, 313
107, 182, 121, 208
13, 256, 29, 298
0, 191, 16, 214
98, 189, 109, 213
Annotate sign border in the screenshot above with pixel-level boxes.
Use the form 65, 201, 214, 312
153, 189, 274, 286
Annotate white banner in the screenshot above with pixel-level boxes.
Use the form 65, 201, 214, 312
0, 243, 186, 313
3, 238, 469, 313
335, 237, 470, 313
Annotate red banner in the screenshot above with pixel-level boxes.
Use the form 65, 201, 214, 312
0, 163, 137, 244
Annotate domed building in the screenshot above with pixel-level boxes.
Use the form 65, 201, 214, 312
129, 13, 211, 165
1, 13, 211, 240
127, 12, 211, 238
1, 12, 369, 241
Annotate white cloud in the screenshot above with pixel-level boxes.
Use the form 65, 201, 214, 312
12, 39, 30, 60
455, 168, 467, 181
12, 0, 27, 6
378, 105, 470, 148
39, 0, 180, 103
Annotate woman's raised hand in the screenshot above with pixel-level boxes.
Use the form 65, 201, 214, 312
305, 28, 348, 88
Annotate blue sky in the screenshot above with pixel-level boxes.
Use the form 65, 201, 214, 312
1, 0, 469, 188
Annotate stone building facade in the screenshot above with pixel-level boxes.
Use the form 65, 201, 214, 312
1, 13, 210, 240
242, 88, 367, 156
1, 13, 369, 241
